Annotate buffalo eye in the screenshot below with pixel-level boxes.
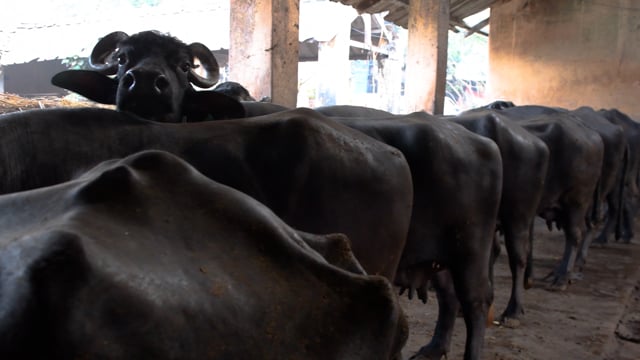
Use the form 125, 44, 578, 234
117, 53, 128, 66
179, 62, 191, 73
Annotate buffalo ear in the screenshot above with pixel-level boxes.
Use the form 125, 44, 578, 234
182, 90, 247, 121
51, 70, 118, 105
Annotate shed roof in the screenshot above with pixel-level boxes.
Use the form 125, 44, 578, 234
0, 0, 492, 66
333, 0, 497, 33
0, 1, 389, 65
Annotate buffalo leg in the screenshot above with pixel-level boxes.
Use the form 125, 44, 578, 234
411, 256, 493, 360
500, 222, 531, 324
595, 210, 616, 244
576, 227, 595, 272
524, 222, 534, 289
451, 255, 493, 360
620, 202, 635, 243
410, 270, 457, 360
546, 211, 584, 291
595, 192, 621, 244
489, 233, 501, 290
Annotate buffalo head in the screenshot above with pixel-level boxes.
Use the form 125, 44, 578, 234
52, 31, 245, 122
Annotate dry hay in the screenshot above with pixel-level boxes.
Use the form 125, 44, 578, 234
0, 93, 111, 114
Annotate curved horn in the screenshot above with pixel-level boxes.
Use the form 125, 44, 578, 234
188, 42, 220, 88
89, 31, 129, 75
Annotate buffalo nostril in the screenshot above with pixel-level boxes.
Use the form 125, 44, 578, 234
154, 75, 169, 94
123, 72, 135, 91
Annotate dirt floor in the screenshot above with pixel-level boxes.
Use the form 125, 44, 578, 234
399, 219, 640, 360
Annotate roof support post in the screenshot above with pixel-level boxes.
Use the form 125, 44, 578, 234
229, 0, 300, 107
405, 0, 449, 114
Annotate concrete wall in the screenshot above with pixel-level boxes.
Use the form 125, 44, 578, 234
4, 60, 68, 97
489, 0, 640, 118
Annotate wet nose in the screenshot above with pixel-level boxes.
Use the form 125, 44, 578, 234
122, 69, 169, 95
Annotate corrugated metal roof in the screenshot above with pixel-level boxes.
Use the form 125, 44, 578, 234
332, 0, 497, 31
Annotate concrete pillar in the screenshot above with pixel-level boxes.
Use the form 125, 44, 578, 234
229, 0, 299, 107
405, 0, 449, 114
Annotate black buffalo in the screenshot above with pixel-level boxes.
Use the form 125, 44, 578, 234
491, 105, 627, 266
0, 150, 408, 359
0, 107, 413, 281
479, 100, 516, 110
569, 107, 627, 249
315, 106, 503, 360
497, 106, 605, 290
52, 31, 245, 122
450, 110, 550, 325
597, 109, 640, 243
213, 81, 256, 101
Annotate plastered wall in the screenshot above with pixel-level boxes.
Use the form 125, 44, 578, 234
489, 0, 640, 118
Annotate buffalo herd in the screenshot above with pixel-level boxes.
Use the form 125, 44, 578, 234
0, 30, 637, 359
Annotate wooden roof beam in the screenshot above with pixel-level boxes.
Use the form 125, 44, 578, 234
464, 17, 490, 37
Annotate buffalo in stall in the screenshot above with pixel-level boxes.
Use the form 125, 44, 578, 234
477, 103, 630, 247
0, 150, 408, 359
315, 106, 503, 360
447, 110, 550, 326
597, 108, 640, 243
0, 107, 413, 283
486, 105, 627, 267
51, 30, 292, 119
493, 106, 605, 290
318, 105, 551, 329
478, 100, 516, 111
52, 31, 246, 122
212, 81, 256, 101
567, 107, 627, 249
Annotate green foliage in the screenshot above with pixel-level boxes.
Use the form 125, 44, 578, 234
447, 31, 488, 79
61, 55, 88, 70
445, 31, 489, 113
130, 0, 161, 7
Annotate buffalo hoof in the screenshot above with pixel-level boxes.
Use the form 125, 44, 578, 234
499, 304, 524, 328
546, 281, 568, 292
542, 271, 569, 291
618, 231, 633, 243
487, 303, 495, 327
498, 316, 521, 328
409, 346, 446, 360
524, 276, 534, 289
570, 272, 584, 281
